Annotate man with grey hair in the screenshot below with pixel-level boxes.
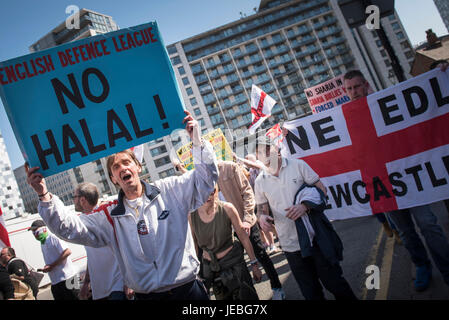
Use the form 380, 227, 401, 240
254, 137, 356, 300
73, 182, 126, 300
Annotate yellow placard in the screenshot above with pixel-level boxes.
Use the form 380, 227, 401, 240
176, 128, 233, 170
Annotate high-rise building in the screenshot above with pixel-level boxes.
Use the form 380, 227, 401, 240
29, 8, 119, 52
0, 131, 25, 220
434, 0, 449, 33
144, 0, 415, 180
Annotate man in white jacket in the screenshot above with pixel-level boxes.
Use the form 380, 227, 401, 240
26, 111, 218, 300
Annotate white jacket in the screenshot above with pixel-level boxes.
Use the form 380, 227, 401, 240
38, 142, 218, 294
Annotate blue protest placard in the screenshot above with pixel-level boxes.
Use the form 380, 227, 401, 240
0, 21, 185, 177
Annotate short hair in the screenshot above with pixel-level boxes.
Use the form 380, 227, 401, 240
106, 149, 142, 185
4, 247, 15, 258
343, 69, 366, 81
76, 182, 99, 206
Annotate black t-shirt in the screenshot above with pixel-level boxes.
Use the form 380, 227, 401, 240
7, 259, 38, 297
0, 266, 14, 300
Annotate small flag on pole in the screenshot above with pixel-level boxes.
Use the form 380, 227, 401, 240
130, 144, 144, 163
0, 207, 11, 247
248, 85, 276, 135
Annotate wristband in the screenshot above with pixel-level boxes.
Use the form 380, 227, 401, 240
38, 191, 49, 198
249, 259, 259, 266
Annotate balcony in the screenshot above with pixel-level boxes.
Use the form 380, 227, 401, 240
287, 26, 313, 39
316, 27, 342, 39
199, 84, 213, 95
191, 65, 204, 75
299, 56, 325, 68
321, 37, 346, 49
290, 37, 316, 49
259, 36, 285, 49
295, 46, 321, 59
312, 17, 338, 29
207, 106, 221, 115
195, 73, 209, 84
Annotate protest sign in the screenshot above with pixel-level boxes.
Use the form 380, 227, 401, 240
282, 69, 449, 220
177, 128, 233, 170
304, 75, 350, 114
0, 22, 185, 176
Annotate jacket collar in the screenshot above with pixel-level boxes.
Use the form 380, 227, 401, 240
110, 180, 161, 216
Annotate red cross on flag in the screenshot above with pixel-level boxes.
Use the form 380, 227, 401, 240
0, 207, 11, 247
248, 85, 277, 134
282, 68, 449, 220
265, 123, 284, 146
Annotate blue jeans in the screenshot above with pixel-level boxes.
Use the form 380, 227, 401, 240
387, 205, 449, 285
375, 212, 397, 230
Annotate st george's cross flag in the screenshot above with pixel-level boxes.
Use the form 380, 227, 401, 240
248, 85, 277, 134
281, 68, 449, 221
0, 207, 11, 247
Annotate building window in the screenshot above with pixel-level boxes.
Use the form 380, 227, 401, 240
150, 145, 167, 157
178, 66, 186, 75
396, 32, 405, 40
401, 41, 410, 50
404, 51, 414, 59
391, 22, 400, 31
171, 56, 181, 65
376, 40, 382, 47
167, 45, 177, 55
159, 168, 175, 179
380, 49, 387, 57
154, 156, 171, 168
182, 77, 190, 86
190, 97, 198, 106
193, 108, 201, 116
186, 87, 193, 96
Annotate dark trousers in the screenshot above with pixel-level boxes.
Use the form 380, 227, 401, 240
50, 278, 79, 300
248, 224, 282, 289
134, 279, 209, 301
284, 245, 357, 300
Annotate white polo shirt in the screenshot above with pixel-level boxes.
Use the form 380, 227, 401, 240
41, 233, 77, 285
254, 157, 320, 252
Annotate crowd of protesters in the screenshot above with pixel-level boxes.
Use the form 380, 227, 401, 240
1, 63, 449, 300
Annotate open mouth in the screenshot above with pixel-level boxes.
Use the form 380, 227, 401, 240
121, 173, 132, 182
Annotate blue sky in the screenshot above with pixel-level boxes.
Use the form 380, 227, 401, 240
0, 0, 447, 169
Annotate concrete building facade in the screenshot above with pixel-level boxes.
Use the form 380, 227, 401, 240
434, 0, 449, 33
0, 132, 25, 220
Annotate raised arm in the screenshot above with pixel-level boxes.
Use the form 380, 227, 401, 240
156, 112, 218, 213
26, 165, 113, 248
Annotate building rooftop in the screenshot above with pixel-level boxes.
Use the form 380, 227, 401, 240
410, 32, 449, 76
